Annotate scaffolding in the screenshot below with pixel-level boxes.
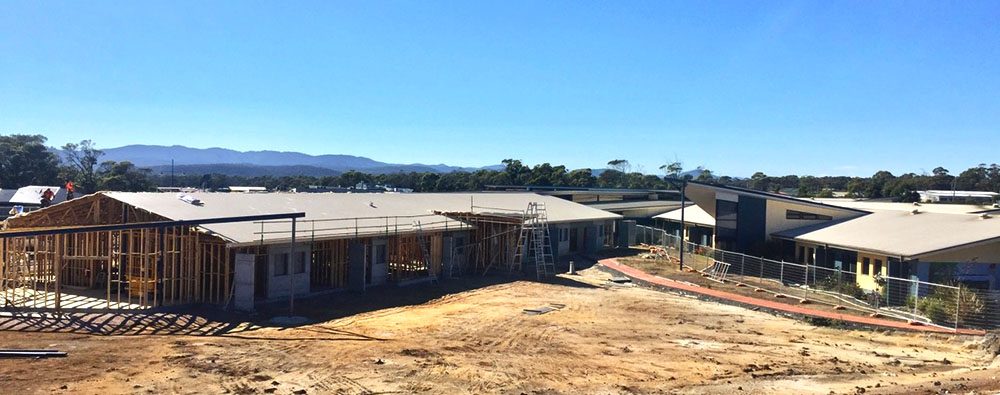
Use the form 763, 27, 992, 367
513, 202, 555, 279
0, 210, 303, 311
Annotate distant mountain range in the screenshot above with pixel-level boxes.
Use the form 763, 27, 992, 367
69, 145, 505, 176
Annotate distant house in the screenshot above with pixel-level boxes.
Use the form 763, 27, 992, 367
0, 186, 67, 219
653, 204, 716, 247
226, 186, 268, 193
918, 190, 999, 204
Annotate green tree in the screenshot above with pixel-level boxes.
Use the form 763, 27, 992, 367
607, 159, 631, 173
694, 167, 713, 183
0, 134, 60, 188
748, 172, 770, 191
98, 161, 153, 192
566, 168, 596, 187
419, 173, 440, 192
659, 161, 683, 178
62, 140, 104, 193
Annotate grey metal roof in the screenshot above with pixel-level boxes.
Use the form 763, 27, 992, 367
772, 210, 1000, 259
809, 198, 994, 215
0, 190, 16, 204
585, 200, 682, 210
103, 192, 621, 245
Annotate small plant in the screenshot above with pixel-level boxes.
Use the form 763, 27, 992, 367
915, 284, 986, 326
815, 273, 866, 300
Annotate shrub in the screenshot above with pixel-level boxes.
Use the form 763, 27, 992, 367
916, 285, 986, 327
815, 273, 866, 300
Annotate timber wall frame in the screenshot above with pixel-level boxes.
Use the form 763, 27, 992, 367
0, 202, 304, 311
438, 212, 523, 274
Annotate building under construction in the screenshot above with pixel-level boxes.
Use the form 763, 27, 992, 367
0, 192, 621, 311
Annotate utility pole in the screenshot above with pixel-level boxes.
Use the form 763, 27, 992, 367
679, 181, 686, 271
664, 177, 688, 271
289, 218, 296, 315
171, 159, 175, 188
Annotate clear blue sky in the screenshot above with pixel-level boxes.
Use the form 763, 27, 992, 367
2, 1, 997, 177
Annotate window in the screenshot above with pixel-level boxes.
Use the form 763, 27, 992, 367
873, 259, 883, 276
786, 210, 833, 221
797, 246, 805, 263
293, 251, 307, 274
598, 225, 605, 237
861, 257, 870, 275
274, 253, 289, 276
559, 228, 569, 242
715, 199, 739, 240
807, 248, 815, 264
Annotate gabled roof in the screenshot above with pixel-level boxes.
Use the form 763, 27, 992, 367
772, 211, 1000, 259
101, 192, 621, 245
653, 204, 715, 227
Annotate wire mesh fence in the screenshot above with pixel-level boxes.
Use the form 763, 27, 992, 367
634, 225, 1000, 332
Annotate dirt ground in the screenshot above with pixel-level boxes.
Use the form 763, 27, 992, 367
0, 265, 998, 395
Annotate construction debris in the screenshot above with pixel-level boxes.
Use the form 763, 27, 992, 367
523, 303, 566, 315
0, 349, 66, 358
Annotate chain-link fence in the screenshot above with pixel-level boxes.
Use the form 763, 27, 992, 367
634, 225, 1000, 332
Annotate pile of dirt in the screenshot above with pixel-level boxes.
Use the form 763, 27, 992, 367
974, 333, 1000, 364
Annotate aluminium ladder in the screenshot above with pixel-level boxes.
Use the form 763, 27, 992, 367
413, 221, 433, 277
512, 202, 556, 279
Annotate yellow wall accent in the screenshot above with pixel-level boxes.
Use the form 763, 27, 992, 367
855, 252, 888, 291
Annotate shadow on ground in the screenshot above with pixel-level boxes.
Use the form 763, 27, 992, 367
0, 252, 629, 338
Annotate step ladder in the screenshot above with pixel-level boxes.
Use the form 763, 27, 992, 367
512, 202, 555, 280
413, 221, 433, 276
448, 242, 470, 279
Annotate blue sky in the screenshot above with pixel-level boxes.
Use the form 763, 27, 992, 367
1, 1, 997, 177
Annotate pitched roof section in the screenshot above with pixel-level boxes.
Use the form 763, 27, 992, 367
806, 198, 995, 215
9, 186, 65, 205
102, 192, 621, 245
682, 181, 869, 218
653, 204, 715, 227
772, 210, 1000, 258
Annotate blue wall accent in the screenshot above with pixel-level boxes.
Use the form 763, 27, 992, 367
736, 196, 766, 253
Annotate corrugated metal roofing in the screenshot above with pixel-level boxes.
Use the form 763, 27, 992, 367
9, 186, 64, 205
772, 210, 1000, 258
103, 192, 621, 245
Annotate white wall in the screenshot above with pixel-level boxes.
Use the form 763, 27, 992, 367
266, 243, 311, 300
764, 200, 864, 240
920, 241, 1000, 264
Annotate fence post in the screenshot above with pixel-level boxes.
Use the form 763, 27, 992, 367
803, 262, 809, 300
779, 260, 784, 285
758, 256, 764, 287
740, 254, 745, 283
886, 277, 891, 307
954, 287, 961, 331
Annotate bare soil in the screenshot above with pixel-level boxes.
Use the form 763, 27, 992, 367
0, 265, 997, 394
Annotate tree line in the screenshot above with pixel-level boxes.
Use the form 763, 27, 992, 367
2, 134, 998, 202
0, 135, 153, 193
